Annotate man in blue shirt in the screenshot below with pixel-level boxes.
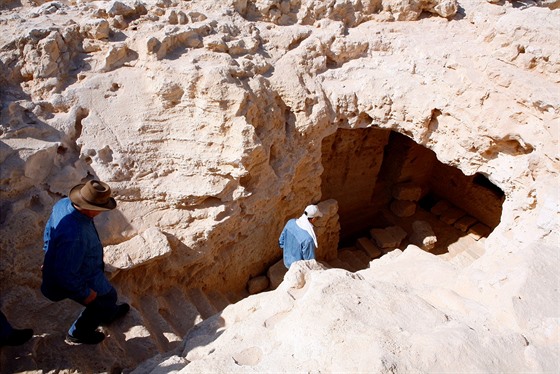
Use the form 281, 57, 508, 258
279, 204, 323, 269
42, 180, 129, 345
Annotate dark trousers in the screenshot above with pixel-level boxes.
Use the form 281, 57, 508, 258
0, 311, 14, 343
69, 288, 119, 335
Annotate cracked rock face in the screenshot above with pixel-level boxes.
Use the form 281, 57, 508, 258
0, 0, 558, 372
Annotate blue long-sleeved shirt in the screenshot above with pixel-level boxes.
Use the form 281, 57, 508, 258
41, 198, 112, 302
279, 219, 316, 269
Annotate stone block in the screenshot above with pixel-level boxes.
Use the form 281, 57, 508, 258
392, 182, 422, 201
355, 237, 382, 259
409, 220, 437, 251
439, 206, 466, 225
83, 19, 110, 40
390, 199, 416, 217
267, 260, 287, 290
104, 227, 172, 272
280, 260, 327, 291
339, 248, 368, 270
370, 226, 408, 249
247, 275, 269, 295
454, 215, 478, 232
431, 200, 450, 216
468, 223, 492, 240
315, 199, 340, 262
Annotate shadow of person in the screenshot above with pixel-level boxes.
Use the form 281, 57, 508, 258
100, 305, 227, 372
97, 306, 161, 372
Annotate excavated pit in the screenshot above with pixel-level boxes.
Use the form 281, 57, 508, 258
321, 128, 504, 264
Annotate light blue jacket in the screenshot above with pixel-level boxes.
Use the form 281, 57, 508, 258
41, 198, 112, 302
279, 219, 316, 269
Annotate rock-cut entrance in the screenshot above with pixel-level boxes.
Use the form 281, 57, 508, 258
321, 128, 504, 268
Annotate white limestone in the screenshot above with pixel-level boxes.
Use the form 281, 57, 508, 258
104, 227, 172, 272
0, 0, 558, 372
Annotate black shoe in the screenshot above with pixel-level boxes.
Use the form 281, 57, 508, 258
111, 303, 130, 323
65, 330, 105, 345
2, 328, 33, 346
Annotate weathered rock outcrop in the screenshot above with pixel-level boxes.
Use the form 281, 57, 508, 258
0, 0, 558, 372
136, 250, 559, 373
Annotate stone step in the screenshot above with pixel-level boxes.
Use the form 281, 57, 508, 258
206, 289, 232, 312
468, 223, 492, 240
355, 237, 383, 259
337, 250, 360, 272
352, 248, 372, 267
447, 235, 474, 256
267, 260, 288, 290
225, 289, 250, 305
328, 257, 354, 272
439, 252, 452, 261
465, 246, 484, 260
431, 200, 451, 216
369, 225, 407, 249
187, 288, 218, 320
453, 215, 478, 232
136, 295, 182, 352
104, 306, 159, 364
449, 250, 477, 268
469, 237, 486, 257
439, 206, 466, 225
158, 287, 202, 337
338, 249, 369, 272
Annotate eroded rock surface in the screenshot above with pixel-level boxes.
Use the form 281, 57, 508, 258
0, 0, 558, 372
137, 251, 558, 373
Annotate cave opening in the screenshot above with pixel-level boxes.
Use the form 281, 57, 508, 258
320, 128, 504, 265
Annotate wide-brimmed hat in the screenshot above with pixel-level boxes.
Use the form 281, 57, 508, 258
69, 180, 117, 211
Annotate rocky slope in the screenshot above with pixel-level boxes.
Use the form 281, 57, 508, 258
0, 0, 558, 372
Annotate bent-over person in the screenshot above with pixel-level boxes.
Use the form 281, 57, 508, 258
279, 204, 323, 269
41, 180, 129, 344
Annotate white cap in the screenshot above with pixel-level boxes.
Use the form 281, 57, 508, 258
304, 204, 323, 218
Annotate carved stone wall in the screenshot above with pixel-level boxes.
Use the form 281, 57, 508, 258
321, 128, 390, 232
321, 129, 503, 247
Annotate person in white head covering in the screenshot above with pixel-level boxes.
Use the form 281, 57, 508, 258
279, 204, 323, 269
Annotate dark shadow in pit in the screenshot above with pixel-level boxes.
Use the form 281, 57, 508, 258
321, 128, 504, 270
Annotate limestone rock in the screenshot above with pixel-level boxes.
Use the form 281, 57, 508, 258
81, 19, 111, 40
539, 0, 560, 9
433, 0, 459, 17
267, 260, 288, 290
279, 260, 327, 291
140, 245, 556, 373
30, 2, 65, 17
0, 0, 558, 372
314, 199, 340, 262
237, 0, 458, 25
247, 275, 269, 294
390, 199, 417, 217
392, 182, 423, 201
409, 220, 437, 251
99, 43, 135, 72
468, 222, 492, 240
454, 215, 479, 232
431, 200, 451, 216
370, 226, 408, 249
439, 206, 467, 225
355, 237, 383, 259
106, 0, 147, 18
105, 227, 172, 271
